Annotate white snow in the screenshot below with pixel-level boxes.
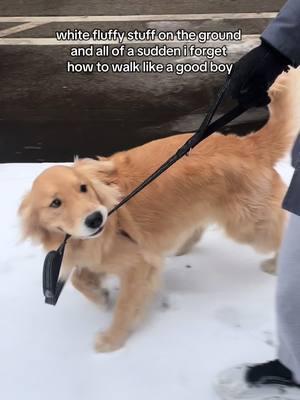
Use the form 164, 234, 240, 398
0, 159, 295, 400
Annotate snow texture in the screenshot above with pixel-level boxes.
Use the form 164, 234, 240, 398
0, 159, 295, 400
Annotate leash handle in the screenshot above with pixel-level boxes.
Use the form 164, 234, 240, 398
42, 234, 70, 305
181, 75, 232, 151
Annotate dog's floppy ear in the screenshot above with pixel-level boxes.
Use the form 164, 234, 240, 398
74, 157, 117, 185
74, 157, 121, 208
18, 191, 44, 242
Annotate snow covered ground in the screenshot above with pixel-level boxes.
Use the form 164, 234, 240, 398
0, 159, 295, 400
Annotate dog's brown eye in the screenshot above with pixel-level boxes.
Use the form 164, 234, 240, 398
80, 184, 87, 193
50, 198, 62, 208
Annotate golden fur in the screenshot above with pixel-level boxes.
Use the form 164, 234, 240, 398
19, 68, 300, 352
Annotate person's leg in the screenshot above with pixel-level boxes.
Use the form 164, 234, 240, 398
277, 213, 300, 383
291, 135, 300, 168
215, 213, 300, 399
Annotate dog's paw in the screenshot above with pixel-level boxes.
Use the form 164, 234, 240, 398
261, 258, 277, 275
94, 332, 125, 353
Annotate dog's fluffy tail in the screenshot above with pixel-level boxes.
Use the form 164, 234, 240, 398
250, 67, 300, 166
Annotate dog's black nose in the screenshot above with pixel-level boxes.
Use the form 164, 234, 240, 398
85, 211, 103, 229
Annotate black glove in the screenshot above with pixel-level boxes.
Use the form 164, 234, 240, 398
229, 40, 290, 108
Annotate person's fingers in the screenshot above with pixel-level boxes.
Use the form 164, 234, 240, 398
239, 90, 271, 108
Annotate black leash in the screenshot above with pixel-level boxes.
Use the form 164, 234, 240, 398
43, 76, 248, 305
108, 103, 246, 216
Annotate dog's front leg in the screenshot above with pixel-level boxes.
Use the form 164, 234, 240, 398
71, 268, 109, 307
94, 259, 161, 352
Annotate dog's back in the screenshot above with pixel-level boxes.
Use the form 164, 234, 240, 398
111, 68, 300, 259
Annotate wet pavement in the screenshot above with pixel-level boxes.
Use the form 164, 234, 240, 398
0, 1, 285, 162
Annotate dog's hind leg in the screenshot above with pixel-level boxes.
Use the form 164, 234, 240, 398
261, 254, 278, 275
249, 201, 286, 275
175, 226, 205, 256
225, 203, 285, 274
224, 170, 287, 274
71, 268, 109, 307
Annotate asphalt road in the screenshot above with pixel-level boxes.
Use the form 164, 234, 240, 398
0, 1, 284, 162
0, 1, 285, 16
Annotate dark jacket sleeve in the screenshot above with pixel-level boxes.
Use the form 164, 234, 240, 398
262, 0, 300, 67
292, 135, 300, 168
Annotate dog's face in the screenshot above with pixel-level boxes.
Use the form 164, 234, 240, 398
19, 160, 119, 243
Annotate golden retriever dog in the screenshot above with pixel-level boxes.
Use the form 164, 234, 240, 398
19, 68, 300, 352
